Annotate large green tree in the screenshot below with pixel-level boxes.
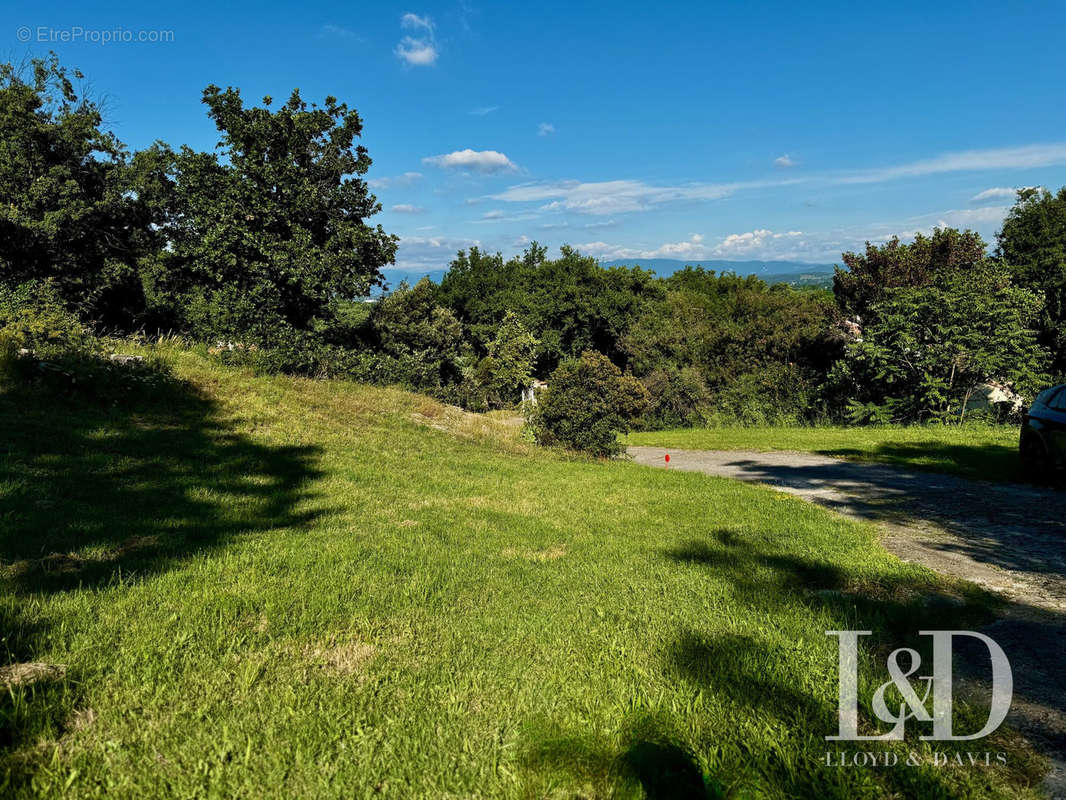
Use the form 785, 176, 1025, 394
833, 228, 986, 320
833, 264, 1048, 422
142, 85, 397, 340
437, 244, 661, 372
369, 278, 466, 389
0, 54, 151, 327
997, 186, 1066, 375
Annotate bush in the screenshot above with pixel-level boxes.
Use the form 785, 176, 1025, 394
637, 367, 712, 429
708, 364, 820, 426
0, 282, 174, 401
529, 351, 649, 457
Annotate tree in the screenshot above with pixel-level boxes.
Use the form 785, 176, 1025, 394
832, 264, 1048, 423
476, 311, 538, 407
437, 243, 662, 372
833, 229, 987, 319
622, 269, 842, 422
997, 187, 1066, 375
369, 278, 466, 388
0, 54, 151, 327
143, 85, 397, 340
529, 351, 649, 457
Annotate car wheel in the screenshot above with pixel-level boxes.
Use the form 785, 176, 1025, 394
1020, 434, 1051, 483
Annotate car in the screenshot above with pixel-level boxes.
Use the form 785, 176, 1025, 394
1020, 383, 1066, 480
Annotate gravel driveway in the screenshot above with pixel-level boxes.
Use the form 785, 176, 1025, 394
628, 445, 1066, 787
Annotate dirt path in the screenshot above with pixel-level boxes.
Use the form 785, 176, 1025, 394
628, 446, 1066, 792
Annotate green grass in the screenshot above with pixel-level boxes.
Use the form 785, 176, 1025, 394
626, 425, 1022, 483
1, 348, 1045, 798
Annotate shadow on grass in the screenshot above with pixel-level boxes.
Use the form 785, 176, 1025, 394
818, 440, 1022, 484
0, 369, 323, 777
522, 715, 722, 799
662, 529, 1050, 798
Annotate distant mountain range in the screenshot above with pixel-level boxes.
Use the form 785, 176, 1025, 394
376, 258, 838, 294
600, 258, 837, 278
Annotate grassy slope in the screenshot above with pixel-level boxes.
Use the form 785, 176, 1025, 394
626, 426, 1022, 483
1, 348, 1044, 798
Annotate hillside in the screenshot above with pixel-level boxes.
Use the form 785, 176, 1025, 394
0, 348, 1044, 798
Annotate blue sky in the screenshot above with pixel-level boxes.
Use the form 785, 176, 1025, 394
9, 0, 1066, 271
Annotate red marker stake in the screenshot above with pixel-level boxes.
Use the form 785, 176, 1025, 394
665, 453, 670, 468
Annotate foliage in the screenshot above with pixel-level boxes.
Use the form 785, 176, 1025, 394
476, 311, 539, 408
368, 278, 467, 389
0, 282, 173, 400
623, 269, 842, 424
636, 367, 712, 429
707, 363, 821, 426
437, 244, 662, 371
529, 351, 650, 456
0, 54, 153, 328
997, 187, 1066, 375
833, 228, 987, 320
830, 264, 1048, 423
136, 85, 397, 341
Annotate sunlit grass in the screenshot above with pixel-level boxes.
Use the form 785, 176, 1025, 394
0, 347, 1044, 798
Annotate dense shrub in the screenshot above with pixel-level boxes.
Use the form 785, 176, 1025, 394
830, 263, 1048, 423
529, 351, 650, 457
706, 364, 821, 426
437, 244, 662, 372
0, 282, 173, 400
637, 367, 712, 429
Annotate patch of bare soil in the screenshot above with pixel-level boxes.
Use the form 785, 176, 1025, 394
0, 662, 67, 687
304, 641, 376, 676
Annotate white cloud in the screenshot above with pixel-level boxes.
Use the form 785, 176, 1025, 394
391, 204, 424, 214
319, 24, 359, 39
401, 12, 432, 31
538, 122, 555, 137
394, 234, 480, 270
924, 206, 1012, 230
838, 144, 1066, 185
470, 105, 500, 116
482, 210, 505, 219
774, 154, 796, 168
395, 13, 438, 66
368, 171, 423, 190
970, 186, 1042, 204
568, 198, 1022, 266
488, 142, 1066, 219
572, 241, 642, 260
574, 234, 703, 261
711, 229, 806, 257
423, 148, 518, 174
576, 230, 817, 263
971, 187, 1019, 203
493, 178, 799, 216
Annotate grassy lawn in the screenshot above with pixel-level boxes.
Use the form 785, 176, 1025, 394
626, 425, 1022, 483
1, 348, 1045, 798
